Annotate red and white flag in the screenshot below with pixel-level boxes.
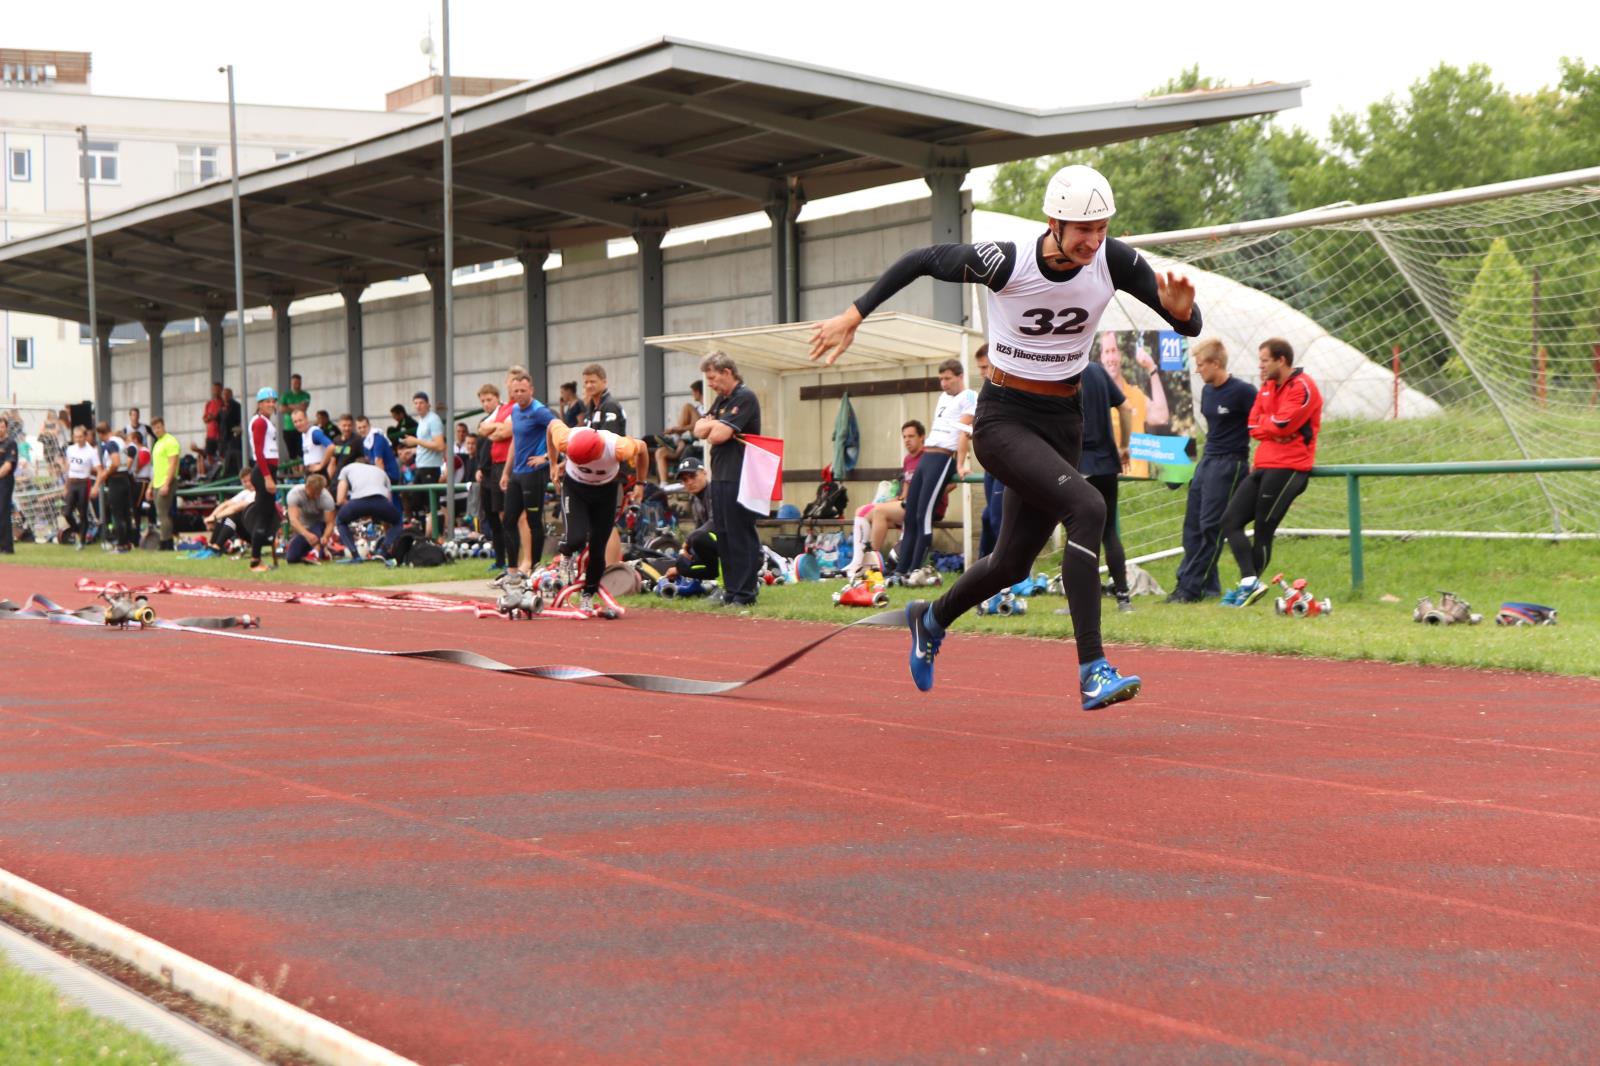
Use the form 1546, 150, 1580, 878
737, 434, 784, 514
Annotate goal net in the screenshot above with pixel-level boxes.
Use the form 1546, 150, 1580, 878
1098, 166, 1600, 561
2, 404, 72, 544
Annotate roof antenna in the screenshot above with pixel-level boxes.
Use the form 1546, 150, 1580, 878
420, 12, 438, 77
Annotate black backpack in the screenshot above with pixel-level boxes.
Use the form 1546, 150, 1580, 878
802, 479, 848, 521
390, 525, 446, 568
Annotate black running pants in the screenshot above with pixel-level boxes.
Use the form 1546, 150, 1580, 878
929, 382, 1108, 664
1086, 473, 1127, 595
65, 479, 93, 542
557, 477, 618, 595
504, 465, 549, 567
1219, 467, 1309, 580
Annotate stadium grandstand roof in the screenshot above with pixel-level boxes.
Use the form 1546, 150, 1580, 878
0, 38, 1304, 324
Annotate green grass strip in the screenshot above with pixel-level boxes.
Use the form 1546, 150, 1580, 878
0, 954, 180, 1064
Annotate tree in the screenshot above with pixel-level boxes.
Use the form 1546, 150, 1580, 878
981, 67, 1284, 235
1296, 64, 1533, 207
1523, 58, 1600, 176
1452, 238, 1535, 393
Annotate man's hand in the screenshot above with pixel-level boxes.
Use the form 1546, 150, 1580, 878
808, 305, 863, 366
957, 458, 970, 479
1135, 348, 1157, 373
1155, 271, 1195, 323
1119, 446, 1131, 472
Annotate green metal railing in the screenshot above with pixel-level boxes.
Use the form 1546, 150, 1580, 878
957, 459, 1600, 590
1309, 459, 1600, 590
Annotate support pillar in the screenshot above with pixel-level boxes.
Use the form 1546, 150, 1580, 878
271, 295, 293, 396
94, 318, 114, 423
427, 268, 449, 412
204, 310, 226, 387
143, 318, 167, 419
926, 170, 968, 325
765, 180, 803, 323
204, 309, 229, 438
518, 250, 549, 399
341, 284, 366, 417
636, 228, 666, 437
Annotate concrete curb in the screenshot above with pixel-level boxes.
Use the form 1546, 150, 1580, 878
0, 867, 419, 1066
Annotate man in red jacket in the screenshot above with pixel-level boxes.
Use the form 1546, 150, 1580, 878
1220, 337, 1322, 606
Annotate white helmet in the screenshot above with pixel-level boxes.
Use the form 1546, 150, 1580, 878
1042, 164, 1115, 222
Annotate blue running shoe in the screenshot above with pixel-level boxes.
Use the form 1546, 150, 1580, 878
906, 600, 943, 693
1220, 586, 1245, 606
1239, 580, 1271, 608
1080, 658, 1141, 710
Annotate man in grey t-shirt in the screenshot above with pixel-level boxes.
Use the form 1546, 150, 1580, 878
334, 441, 405, 562
284, 473, 337, 564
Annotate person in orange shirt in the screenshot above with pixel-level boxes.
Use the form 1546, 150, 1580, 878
548, 422, 648, 616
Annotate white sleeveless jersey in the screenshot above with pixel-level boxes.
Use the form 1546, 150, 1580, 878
252, 414, 279, 460
985, 239, 1116, 382
566, 430, 622, 485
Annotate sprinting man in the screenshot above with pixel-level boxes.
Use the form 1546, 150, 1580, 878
548, 423, 648, 616
1220, 337, 1322, 606
809, 164, 1202, 708
887, 359, 974, 586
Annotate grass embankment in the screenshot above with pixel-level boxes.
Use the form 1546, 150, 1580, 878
0, 955, 180, 1064
634, 534, 1600, 677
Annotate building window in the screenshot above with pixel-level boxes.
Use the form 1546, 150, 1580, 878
8, 147, 29, 181
79, 141, 119, 183
273, 148, 303, 162
176, 145, 220, 189
11, 337, 35, 369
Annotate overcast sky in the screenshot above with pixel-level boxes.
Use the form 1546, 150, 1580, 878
9, 0, 1587, 142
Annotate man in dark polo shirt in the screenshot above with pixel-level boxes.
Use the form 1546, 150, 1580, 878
1076, 348, 1135, 611
1169, 338, 1257, 603
693, 351, 762, 607
577, 364, 626, 434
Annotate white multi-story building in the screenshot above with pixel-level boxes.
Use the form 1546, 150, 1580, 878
1, 48, 514, 407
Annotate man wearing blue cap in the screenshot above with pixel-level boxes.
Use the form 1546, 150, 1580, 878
246, 387, 282, 572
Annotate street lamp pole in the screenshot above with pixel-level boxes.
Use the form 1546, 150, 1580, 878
440, 0, 457, 534
220, 63, 251, 469
76, 125, 102, 420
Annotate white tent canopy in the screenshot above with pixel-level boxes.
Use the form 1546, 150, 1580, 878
648, 312, 983, 375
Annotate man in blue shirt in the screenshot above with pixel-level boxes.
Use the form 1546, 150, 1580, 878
1076, 352, 1134, 611
401, 392, 446, 527
357, 416, 402, 483
498, 370, 556, 572
1169, 339, 1257, 603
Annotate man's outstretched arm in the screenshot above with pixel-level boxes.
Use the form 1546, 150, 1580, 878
810, 242, 1017, 365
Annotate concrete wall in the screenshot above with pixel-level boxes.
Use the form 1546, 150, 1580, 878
108, 193, 974, 533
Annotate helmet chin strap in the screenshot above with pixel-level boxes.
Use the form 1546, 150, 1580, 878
1045, 221, 1073, 265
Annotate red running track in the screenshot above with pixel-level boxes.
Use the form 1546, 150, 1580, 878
3, 564, 1599, 1064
